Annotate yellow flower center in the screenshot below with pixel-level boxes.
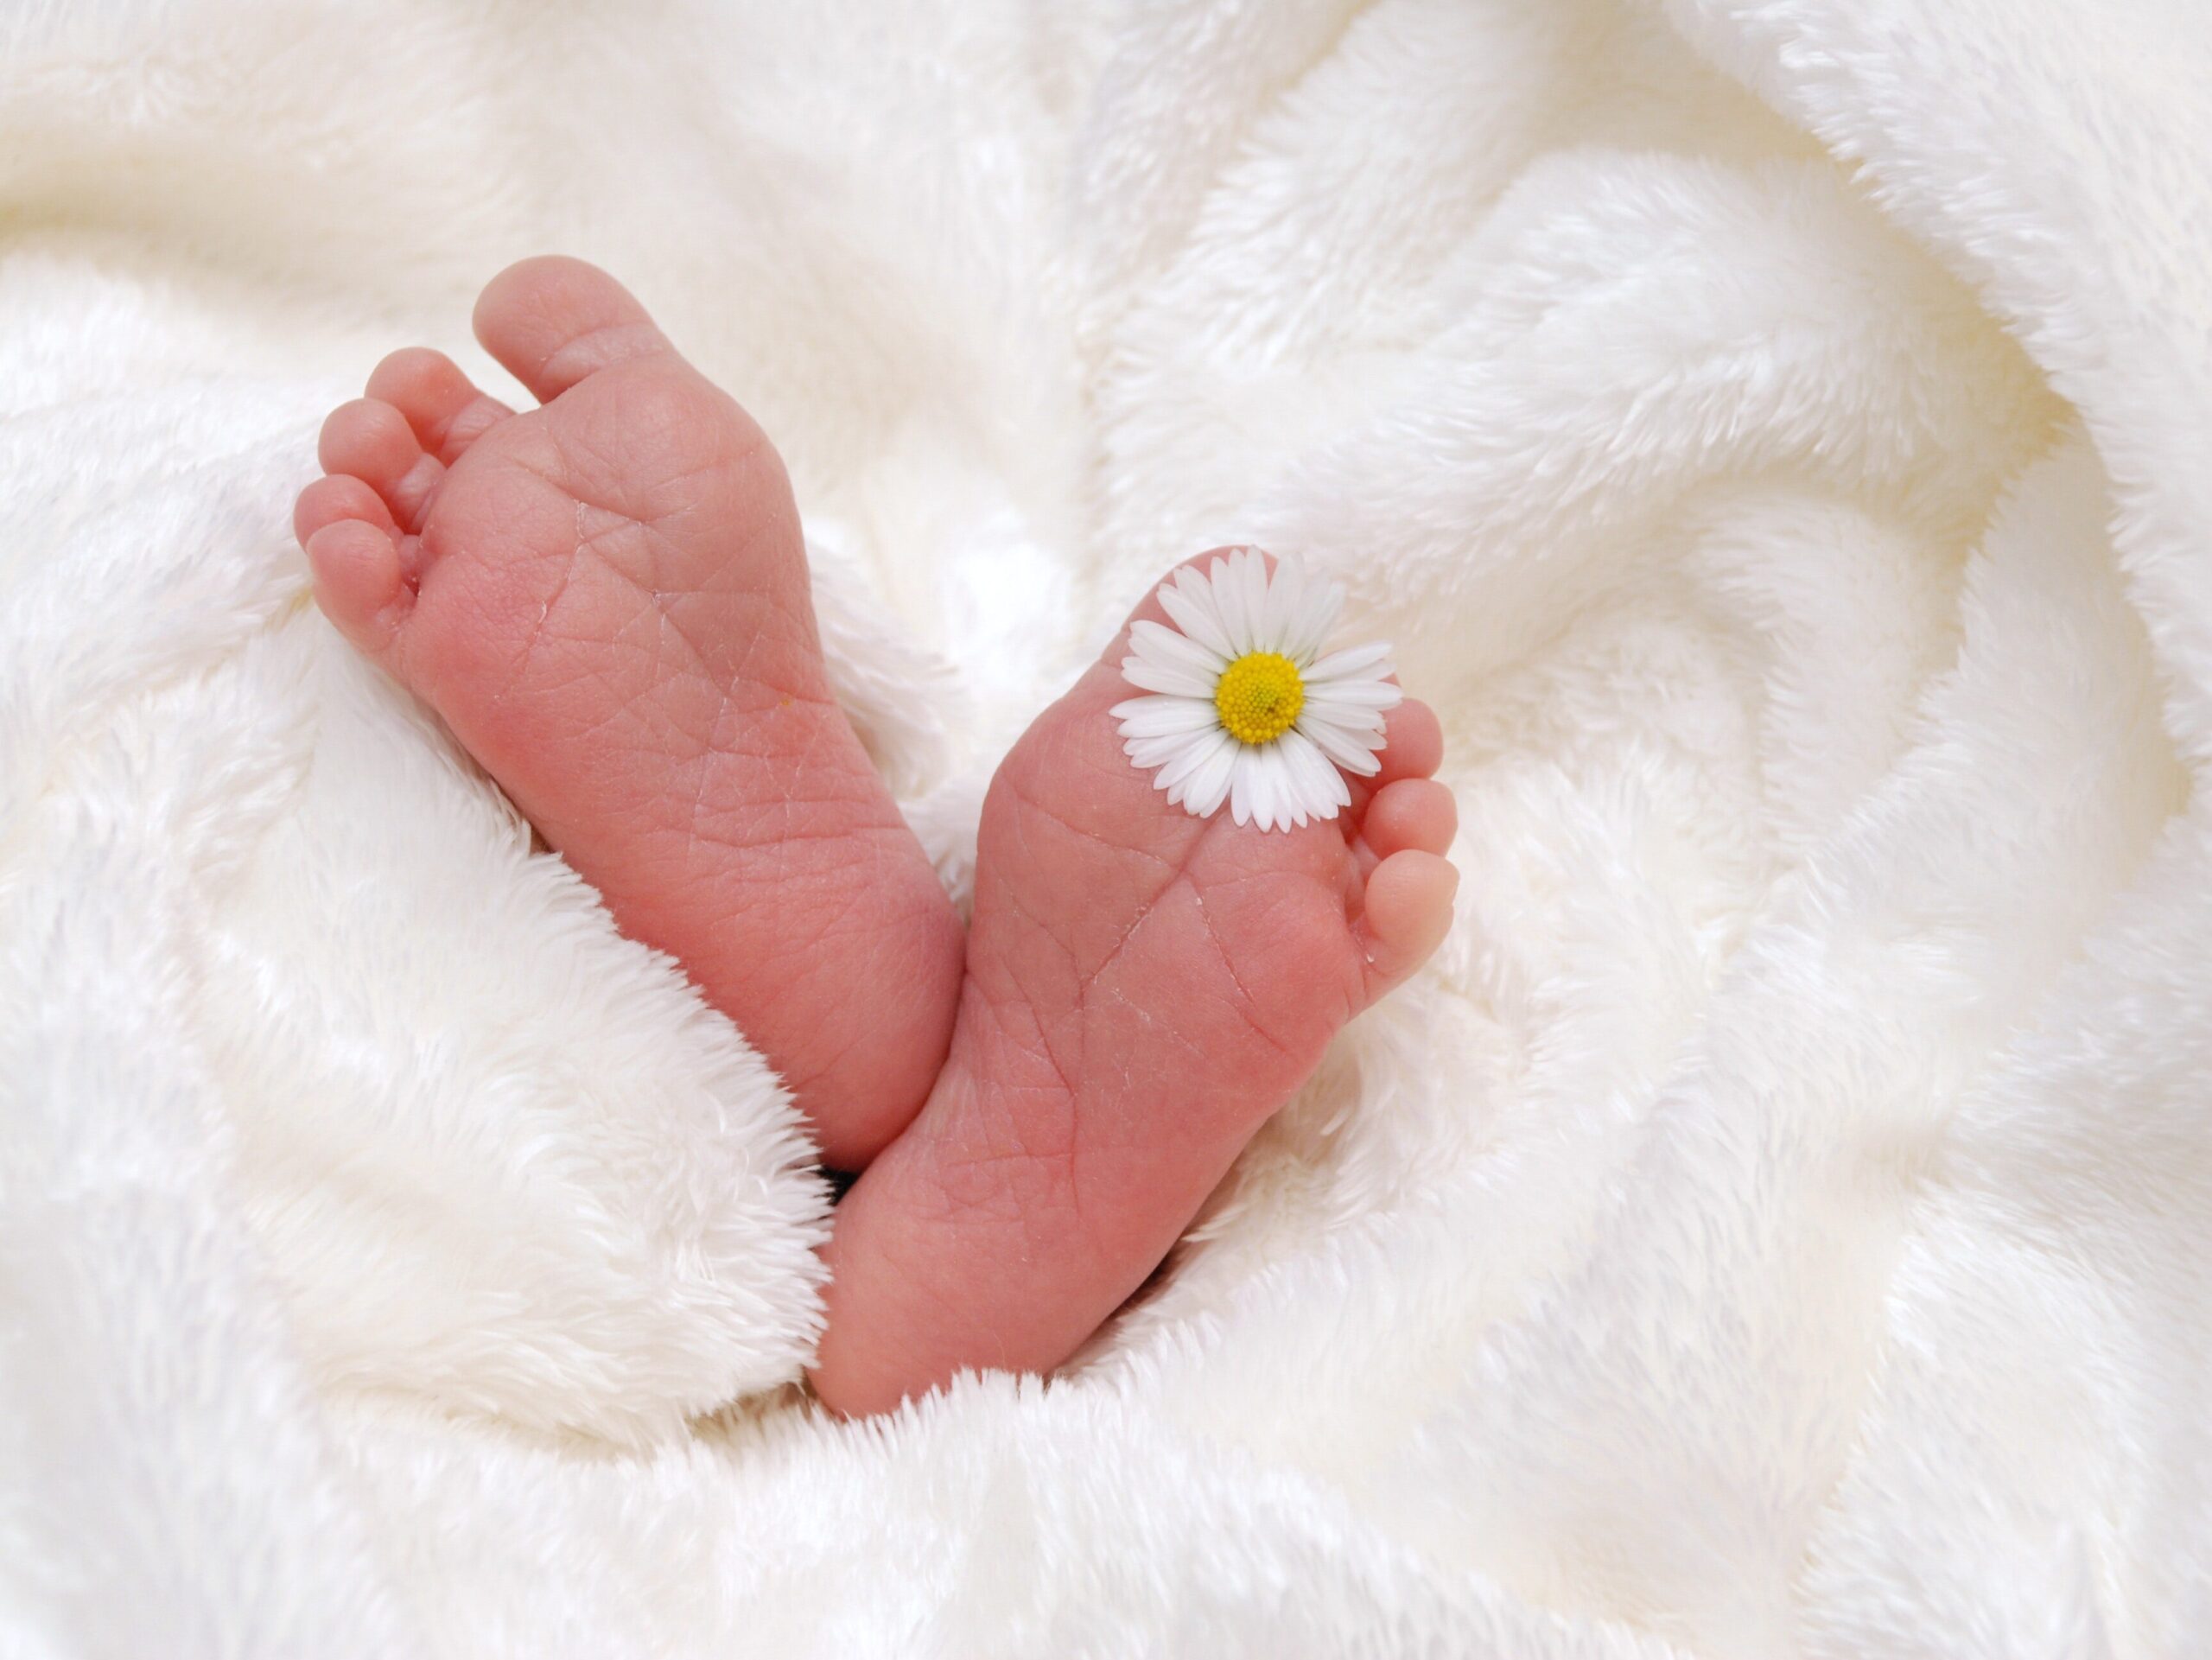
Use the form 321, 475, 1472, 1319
1214, 651, 1305, 746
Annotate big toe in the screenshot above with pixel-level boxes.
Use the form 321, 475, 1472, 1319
473, 255, 672, 403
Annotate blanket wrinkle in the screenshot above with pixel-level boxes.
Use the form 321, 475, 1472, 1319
3, 0, 2207, 1655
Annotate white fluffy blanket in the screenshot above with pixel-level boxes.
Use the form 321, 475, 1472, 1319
5, 0, 2209, 1652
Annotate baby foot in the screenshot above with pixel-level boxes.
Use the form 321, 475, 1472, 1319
810, 552, 1459, 1415
295, 258, 963, 1167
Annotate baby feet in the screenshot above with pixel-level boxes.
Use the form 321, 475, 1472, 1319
296, 258, 963, 1167
808, 557, 1458, 1415
300, 260, 1458, 1414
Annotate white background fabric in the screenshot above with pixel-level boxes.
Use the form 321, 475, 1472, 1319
3, 1, 2208, 1653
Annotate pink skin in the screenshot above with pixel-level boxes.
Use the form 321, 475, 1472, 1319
298, 258, 1458, 1409
296, 258, 963, 1167
810, 557, 1458, 1417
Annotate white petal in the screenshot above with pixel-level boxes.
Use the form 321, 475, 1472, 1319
1292, 739, 1344, 823
1228, 745, 1259, 826
1260, 742, 1305, 830
1302, 640, 1394, 683
1184, 734, 1239, 817
1299, 716, 1388, 775
1113, 695, 1221, 738
1287, 578, 1345, 665
1280, 735, 1326, 825
1160, 575, 1237, 660
1156, 726, 1231, 795
1170, 561, 1231, 623
1261, 553, 1304, 655
1127, 730, 1210, 769
1130, 619, 1229, 679
1300, 696, 1388, 737
1246, 743, 1278, 830
1121, 656, 1216, 698
1299, 677, 1401, 710
1239, 550, 1271, 655
1210, 551, 1252, 656
1278, 728, 1349, 819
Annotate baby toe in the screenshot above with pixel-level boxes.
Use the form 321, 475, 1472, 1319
305, 518, 411, 658
1372, 699, 1444, 784
1357, 849, 1459, 994
472, 255, 671, 403
1341, 701, 1444, 825
365, 346, 510, 463
1360, 778, 1459, 862
318, 397, 443, 532
294, 473, 396, 549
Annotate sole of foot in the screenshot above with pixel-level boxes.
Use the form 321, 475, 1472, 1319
296, 257, 964, 1167
810, 550, 1457, 1416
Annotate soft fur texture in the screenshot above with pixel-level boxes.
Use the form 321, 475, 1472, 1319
3, 0, 2207, 1653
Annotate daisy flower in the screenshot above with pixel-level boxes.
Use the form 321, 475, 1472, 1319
1112, 548, 1401, 831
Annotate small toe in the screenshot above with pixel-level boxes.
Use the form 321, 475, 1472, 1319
305, 518, 411, 658
318, 398, 443, 532
1373, 699, 1444, 784
294, 473, 397, 549
1357, 849, 1459, 993
1360, 778, 1459, 861
1343, 701, 1444, 821
365, 346, 511, 463
473, 255, 671, 404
